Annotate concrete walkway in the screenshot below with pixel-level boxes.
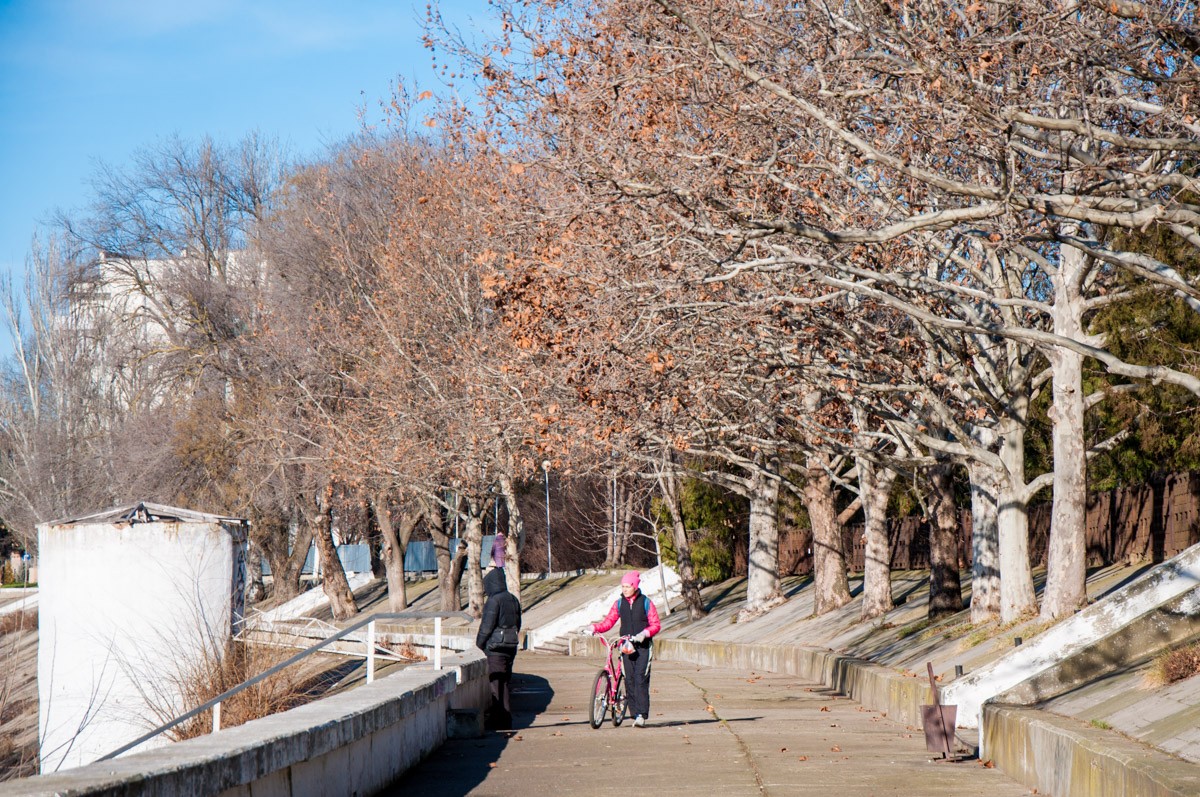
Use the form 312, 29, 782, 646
386, 652, 1031, 797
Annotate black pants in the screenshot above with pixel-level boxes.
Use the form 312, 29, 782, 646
622, 646, 652, 719
486, 652, 516, 729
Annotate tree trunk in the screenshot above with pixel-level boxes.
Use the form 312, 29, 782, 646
997, 418, 1037, 620
446, 540, 467, 611
656, 456, 707, 620
498, 473, 524, 600
429, 501, 461, 612
311, 487, 358, 621
372, 492, 423, 612
967, 459, 1002, 623
859, 458, 897, 621
464, 501, 486, 618
620, 485, 636, 562
245, 539, 266, 604
605, 473, 619, 567
269, 506, 313, 602
605, 475, 634, 565
739, 463, 785, 620
1042, 248, 1090, 619
803, 453, 852, 616
926, 463, 963, 620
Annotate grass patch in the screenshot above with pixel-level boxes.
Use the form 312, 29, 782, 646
1147, 643, 1200, 687
1089, 719, 1113, 730
1000, 618, 1056, 648
930, 621, 977, 642
958, 612, 1042, 649
897, 619, 933, 639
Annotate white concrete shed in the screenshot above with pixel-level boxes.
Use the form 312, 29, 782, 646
37, 502, 247, 772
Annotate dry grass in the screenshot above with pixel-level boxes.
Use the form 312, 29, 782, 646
0, 610, 36, 636
390, 639, 426, 662
1147, 643, 1200, 687
0, 616, 39, 781
158, 639, 331, 741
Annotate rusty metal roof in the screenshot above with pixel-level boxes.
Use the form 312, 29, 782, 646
46, 501, 248, 527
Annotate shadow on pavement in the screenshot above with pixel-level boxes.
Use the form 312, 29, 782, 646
508, 670, 555, 728
382, 670, 554, 796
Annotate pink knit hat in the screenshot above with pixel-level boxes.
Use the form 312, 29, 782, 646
620, 570, 640, 588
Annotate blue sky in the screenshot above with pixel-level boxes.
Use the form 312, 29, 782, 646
0, 0, 489, 355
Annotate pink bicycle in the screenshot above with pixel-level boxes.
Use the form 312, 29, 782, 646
589, 635, 632, 728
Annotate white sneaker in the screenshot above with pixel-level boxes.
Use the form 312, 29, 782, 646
633, 715, 645, 727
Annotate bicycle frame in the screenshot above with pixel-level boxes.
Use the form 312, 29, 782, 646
588, 635, 632, 729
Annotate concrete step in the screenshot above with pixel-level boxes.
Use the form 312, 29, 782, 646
535, 638, 570, 655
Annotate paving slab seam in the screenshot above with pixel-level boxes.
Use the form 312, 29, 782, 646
678, 674, 769, 797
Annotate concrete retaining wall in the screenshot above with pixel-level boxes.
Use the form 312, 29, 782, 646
0, 650, 488, 797
983, 704, 1200, 797
942, 543, 1200, 730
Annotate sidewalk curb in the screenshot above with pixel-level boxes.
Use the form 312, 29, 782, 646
984, 704, 1200, 797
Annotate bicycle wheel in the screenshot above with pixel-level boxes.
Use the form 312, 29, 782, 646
611, 675, 627, 727
589, 670, 610, 729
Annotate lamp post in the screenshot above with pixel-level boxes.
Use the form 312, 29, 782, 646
612, 471, 618, 548
542, 460, 552, 574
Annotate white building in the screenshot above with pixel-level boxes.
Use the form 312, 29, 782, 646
38, 502, 247, 772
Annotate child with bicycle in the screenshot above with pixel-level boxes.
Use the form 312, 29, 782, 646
586, 570, 661, 727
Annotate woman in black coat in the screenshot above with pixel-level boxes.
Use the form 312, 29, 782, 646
475, 567, 522, 730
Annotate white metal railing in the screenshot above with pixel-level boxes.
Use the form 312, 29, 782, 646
98, 610, 473, 761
